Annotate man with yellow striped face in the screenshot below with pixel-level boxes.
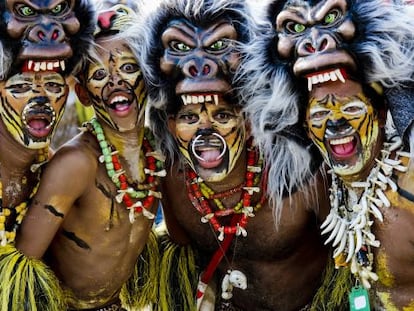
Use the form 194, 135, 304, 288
306, 78, 384, 183
169, 99, 245, 182
78, 38, 146, 132
0, 71, 68, 149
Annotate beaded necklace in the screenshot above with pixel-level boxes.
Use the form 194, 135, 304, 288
191, 138, 267, 305
321, 136, 409, 289
185, 137, 266, 241
88, 118, 165, 223
0, 147, 48, 246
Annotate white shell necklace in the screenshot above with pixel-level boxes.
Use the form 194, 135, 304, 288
321, 136, 410, 289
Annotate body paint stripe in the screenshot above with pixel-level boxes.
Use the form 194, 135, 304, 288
44, 204, 64, 218
62, 230, 91, 250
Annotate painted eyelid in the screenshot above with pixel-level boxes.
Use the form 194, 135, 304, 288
341, 100, 367, 114
310, 107, 330, 116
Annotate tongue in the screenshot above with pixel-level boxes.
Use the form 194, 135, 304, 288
115, 103, 130, 112
28, 119, 50, 137
28, 119, 48, 130
200, 149, 221, 161
198, 149, 223, 169
331, 141, 354, 156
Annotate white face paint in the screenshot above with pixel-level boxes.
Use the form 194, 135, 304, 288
0, 71, 68, 149
170, 101, 246, 182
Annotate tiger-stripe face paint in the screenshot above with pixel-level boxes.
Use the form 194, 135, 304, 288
0, 71, 68, 149
170, 100, 245, 182
86, 39, 147, 132
306, 79, 380, 179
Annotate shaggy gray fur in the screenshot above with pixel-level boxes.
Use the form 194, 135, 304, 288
125, 0, 254, 164
238, 0, 414, 220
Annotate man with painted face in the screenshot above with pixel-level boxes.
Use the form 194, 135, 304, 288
130, 0, 336, 310
0, 1, 95, 310
238, 0, 414, 309
0, 69, 70, 310
12, 3, 164, 310
305, 76, 414, 310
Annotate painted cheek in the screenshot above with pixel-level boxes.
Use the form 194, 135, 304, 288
310, 121, 326, 142
176, 123, 197, 142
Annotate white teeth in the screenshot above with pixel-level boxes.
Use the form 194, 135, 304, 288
60, 60, 65, 72
307, 68, 346, 91
181, 94, 220, 105
336, 68, 345, 83
110, 95, 128, 104
27, 60, 66, 72
181, 95, 187, 105
330, 136, 353, 145
213, 94, 219, 105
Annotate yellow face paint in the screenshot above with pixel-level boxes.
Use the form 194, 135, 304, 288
86, 38, 147, 132
170, 100, 245, 182
305, 80, 381, 179
0, 71, 68, 149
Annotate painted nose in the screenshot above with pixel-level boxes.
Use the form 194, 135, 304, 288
326, 117, 352, 136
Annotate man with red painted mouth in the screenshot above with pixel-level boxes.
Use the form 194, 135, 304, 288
305, 76, 414, 309
0, 71, 68, 149
306, 77, 384, 183
169, 96, 245, 182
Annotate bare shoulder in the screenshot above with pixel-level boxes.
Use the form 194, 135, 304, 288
47, 132, 98, 174
38, 132, 98, 194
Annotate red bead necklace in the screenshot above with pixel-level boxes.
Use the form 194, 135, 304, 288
185, 138, 266, 241
89, 118, 165, 223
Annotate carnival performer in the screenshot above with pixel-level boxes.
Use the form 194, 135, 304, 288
239, 0, 414, 309
300, 3, 414, 309
126, 0, 338, 310
305, 75, 414, 310
12, 2, 164, 310
0, 0, 95, 309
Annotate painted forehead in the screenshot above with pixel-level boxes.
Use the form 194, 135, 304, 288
87, 40, 135, 70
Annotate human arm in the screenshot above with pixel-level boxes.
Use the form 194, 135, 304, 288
16, 141, 97, 258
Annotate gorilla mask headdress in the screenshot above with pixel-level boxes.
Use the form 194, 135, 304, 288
0, 0, 96, 149
239, 0, 414, 218
0, 0, 96, 77
128, 0, 252, 165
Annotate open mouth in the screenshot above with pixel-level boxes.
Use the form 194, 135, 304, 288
22, 102, 56, 138
22, 60, 66, 73
191, 133, 227, 169
328, 135, 358, 160
106, 91, 134, 116
181, 93, 220, 106
306, 68, 347, 92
